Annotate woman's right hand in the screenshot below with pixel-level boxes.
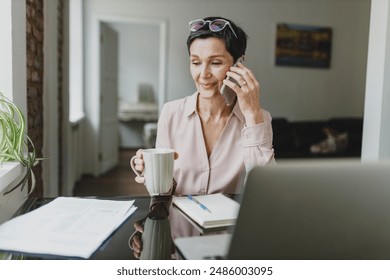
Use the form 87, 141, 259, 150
132, 149, 179, 184
133, 149, 145, 184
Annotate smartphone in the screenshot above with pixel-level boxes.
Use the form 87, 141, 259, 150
220, 56, 244, 106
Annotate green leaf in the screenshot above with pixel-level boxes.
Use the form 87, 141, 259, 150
0, 92, 44, 196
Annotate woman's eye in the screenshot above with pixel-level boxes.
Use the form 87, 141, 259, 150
191, 61, 200, 65
211, 61, 222, 65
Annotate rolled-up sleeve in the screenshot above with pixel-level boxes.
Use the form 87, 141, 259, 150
242, 110, 275, 171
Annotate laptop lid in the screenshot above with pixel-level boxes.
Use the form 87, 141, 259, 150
228, 160, 390, 260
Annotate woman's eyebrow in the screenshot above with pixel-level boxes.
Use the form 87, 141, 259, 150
190, 55, 224, 59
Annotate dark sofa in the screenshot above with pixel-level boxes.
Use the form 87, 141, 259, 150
271, 117, 363, 159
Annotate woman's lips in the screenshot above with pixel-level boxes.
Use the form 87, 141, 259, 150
200, 83, 216, 89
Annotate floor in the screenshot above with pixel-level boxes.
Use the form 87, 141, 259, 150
73, 149, 149, 197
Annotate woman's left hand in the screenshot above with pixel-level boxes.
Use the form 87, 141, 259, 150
223, 61, 264, 125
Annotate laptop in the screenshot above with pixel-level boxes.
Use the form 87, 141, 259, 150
175, 160, 390, 260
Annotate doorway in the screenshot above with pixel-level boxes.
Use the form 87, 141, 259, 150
96, 17, 167, 176
109, 21, 160, 149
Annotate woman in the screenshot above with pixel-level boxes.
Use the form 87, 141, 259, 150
133, 16, 275, 196
129, 16, 275, 258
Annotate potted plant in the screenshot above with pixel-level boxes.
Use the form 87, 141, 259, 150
0, 92, 43, 195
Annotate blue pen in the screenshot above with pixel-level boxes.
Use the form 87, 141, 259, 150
188, 195, 211, 213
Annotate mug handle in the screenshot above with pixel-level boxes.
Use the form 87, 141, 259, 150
130, 155, 143, 177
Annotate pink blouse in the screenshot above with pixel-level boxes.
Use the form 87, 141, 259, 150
156, 92, 275, 196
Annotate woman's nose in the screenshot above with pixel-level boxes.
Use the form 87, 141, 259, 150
200, 65, 211, 78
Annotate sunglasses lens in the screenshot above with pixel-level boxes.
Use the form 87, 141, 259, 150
189, 20, 205, 31
188, 19, 236, 38
209, 20, 227, 31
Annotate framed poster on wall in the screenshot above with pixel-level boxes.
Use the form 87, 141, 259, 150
275, 23, 332, 68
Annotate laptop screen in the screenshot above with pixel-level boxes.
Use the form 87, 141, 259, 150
228, 160, 390, 260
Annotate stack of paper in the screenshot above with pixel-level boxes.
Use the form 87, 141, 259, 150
172, 194, 239, 229
0, 197, 137, 259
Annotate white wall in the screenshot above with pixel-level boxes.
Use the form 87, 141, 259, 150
0, 0, 27, 116
108, 22, 159, 148
109, 22, 159, 104
84, 0, 370, 120
362, 0, 390, 161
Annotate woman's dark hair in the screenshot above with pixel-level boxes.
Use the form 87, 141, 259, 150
186, 16, 248, 62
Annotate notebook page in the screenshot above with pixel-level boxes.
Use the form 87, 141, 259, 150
172, 194, 239, 228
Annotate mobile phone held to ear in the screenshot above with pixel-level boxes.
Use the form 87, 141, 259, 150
220, 56, 244, 106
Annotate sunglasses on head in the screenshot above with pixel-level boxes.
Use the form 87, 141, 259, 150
189, 19, 238, 38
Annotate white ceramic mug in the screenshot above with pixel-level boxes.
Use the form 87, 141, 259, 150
130, 148, 174, 196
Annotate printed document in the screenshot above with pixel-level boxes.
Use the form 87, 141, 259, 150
0, 197, 137, 258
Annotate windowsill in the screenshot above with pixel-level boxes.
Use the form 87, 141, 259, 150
69, 112, 86, 126
0, 162, 23, 193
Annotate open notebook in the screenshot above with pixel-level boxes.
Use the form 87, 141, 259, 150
172, 194, 239, 229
